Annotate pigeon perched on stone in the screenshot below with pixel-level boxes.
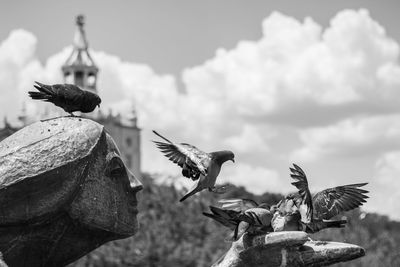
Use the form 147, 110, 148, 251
152, 130, 235, 202
28, 81, 101, 116
203, 199, 274, 241
271, 192, 347, 233
284, 164, 369, 233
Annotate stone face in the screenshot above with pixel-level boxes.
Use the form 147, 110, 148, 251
0, 117, 142, 266
67, 133, 142, 236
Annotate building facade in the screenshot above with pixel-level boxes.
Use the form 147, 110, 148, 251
0, 15, 141, 177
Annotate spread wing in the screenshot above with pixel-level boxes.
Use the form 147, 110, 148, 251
313, 183, 369, 220
203, 206, 242, 231
290, 164, 313, 221
152, 131, 211, 180
218, 198, 259, 212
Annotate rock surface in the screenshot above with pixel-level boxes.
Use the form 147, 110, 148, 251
214, 231, 365, 267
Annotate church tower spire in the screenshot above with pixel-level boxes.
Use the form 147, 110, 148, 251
62, 15, 99, 94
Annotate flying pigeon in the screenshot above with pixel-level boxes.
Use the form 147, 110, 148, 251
285, 163, 369, 233
152, 130, 235, 202
203, 199, 274, 241
28, 81, 101, 116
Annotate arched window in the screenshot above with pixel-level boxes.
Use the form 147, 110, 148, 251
87, 73, 96, 87
75, 71, 84, 87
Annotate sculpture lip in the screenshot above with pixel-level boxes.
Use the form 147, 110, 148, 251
129, 199, 139, 214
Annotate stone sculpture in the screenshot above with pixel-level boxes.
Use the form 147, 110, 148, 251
213, 231, 365, 266
0, 117, 142, 266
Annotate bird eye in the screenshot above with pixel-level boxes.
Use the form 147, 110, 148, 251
107, 156, 125, 177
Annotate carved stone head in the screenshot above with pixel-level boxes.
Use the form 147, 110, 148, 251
0, 117, 142, 266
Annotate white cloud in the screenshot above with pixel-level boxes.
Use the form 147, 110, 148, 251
0, 29, 42, 124
183, 9, 400, 123
292, 114, 400, 161
372, 152, 400, 220
223, 124, 272, 154
221, 163, 283, 195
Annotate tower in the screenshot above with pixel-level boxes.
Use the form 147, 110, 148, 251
61, 15, 141, 178
62, 15, 98, 93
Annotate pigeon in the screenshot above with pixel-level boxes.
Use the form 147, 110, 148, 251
203, 199, 274, 241
272, 192, 347, 233
152, 130, 235, 202
28, 81, 101, 116
218, 198, 306, 235
285, 164, 369, 233
203, 199, 273, 241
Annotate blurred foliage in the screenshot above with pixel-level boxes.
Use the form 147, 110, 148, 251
70, 173, 400, 267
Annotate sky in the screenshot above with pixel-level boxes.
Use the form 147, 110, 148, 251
1, 1, 400, 220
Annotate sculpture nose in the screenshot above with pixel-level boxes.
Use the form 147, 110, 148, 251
127, 169, 143, 192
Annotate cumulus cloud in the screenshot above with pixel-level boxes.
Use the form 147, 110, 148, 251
292, 114, 400, 161
372, 152, 400, 220
183, 9, 400, 123
221, 163, 283, 195
0, 29, 42, 124
223, 124, 273, 154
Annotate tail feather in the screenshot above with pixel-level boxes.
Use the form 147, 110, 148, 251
34, 81, 54, 94
29, 82, 54, 101
180, 187, 200, 202
28, 91, 50, 100
305, 219, 347, 233
203, 212, 235, 230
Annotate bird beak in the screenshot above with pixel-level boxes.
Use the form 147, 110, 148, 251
97, 104, 100, 108
231, 158, 235, 163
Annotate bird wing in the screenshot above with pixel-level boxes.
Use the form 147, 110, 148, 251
203, 206, 242, 231
290, 164, 313, 221
152, 131, 211, 179
38, 83, 84, 112
218, 198, 259, 212
244, 207, 273, 226
312, 183, 369, 220
53, 84, 85, 104
181, 142, 211, 175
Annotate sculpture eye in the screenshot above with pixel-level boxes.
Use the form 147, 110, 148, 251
107, 157, 125, 177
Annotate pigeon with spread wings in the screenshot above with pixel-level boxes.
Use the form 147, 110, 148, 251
271, 193, 344, 233
28, 81, 101, 116
152, 130, 235, 202
203, 199, 274, 241
288, 164, 369, 233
